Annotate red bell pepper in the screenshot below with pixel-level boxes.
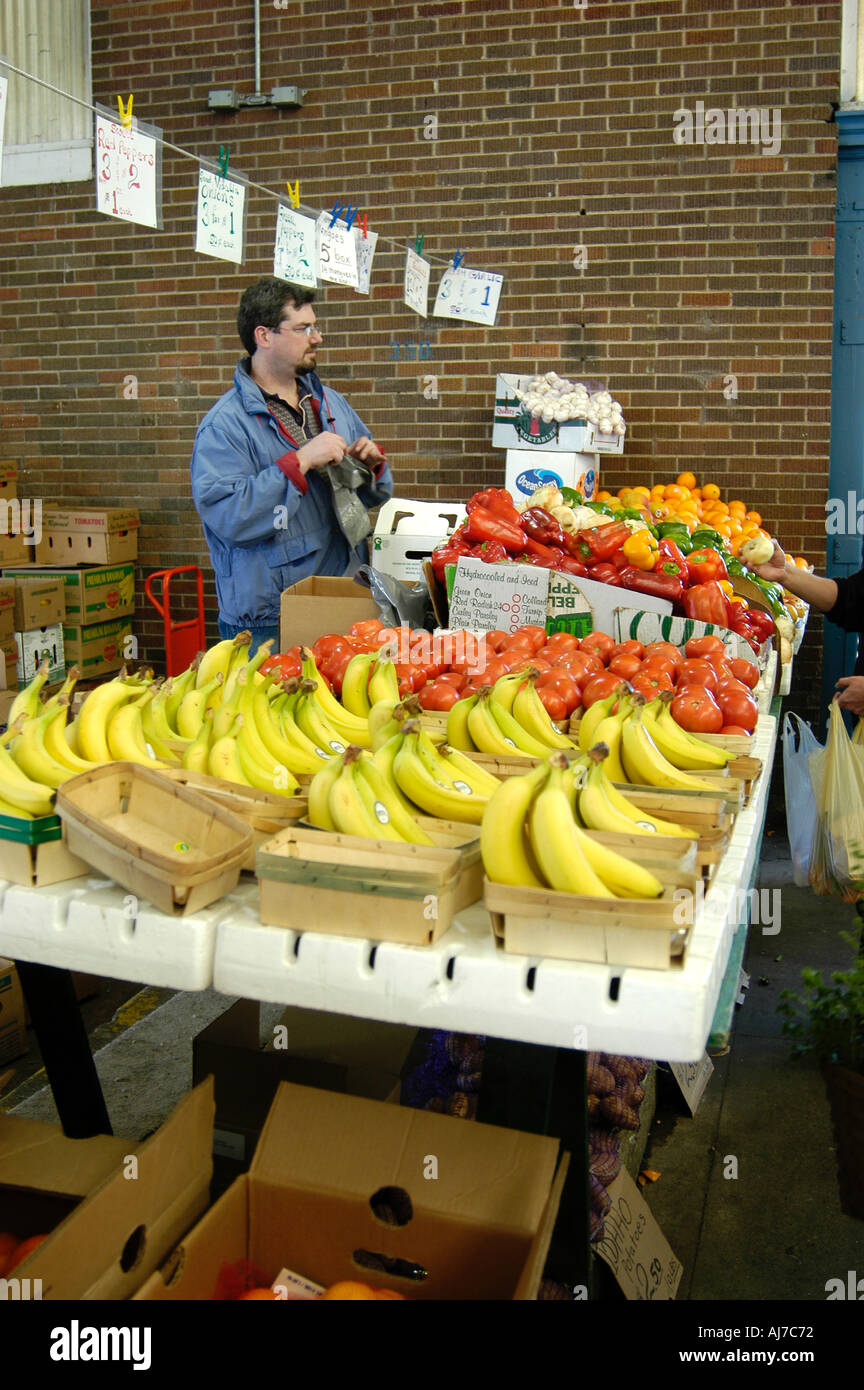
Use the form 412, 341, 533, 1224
609, 545, 631, 571
521, 536, 563, 565
465, 488, 522, 526
658, 536, 687, 569
464, 506, 526, 554
521, 507, 567, 548
430, 532, 472, 582
654, 553, 688, 582
686, 547, 728, 586
682, 580, 730, 625
587, 562, 622, 586
472, 539, 509, 564
618, 566, 684, 603
557, 555, 589, 577
747, 609, 775, 643
572, 521, 632, 563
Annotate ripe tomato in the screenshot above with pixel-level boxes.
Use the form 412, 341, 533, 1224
537, 687, 569, 722
728, 657, 759, 690
556, 650, 603, 682
260, 647, 302, 682
582, 672, 629, 708
437, 670, 468, 691
715, 676, 754, 701
609, 640, 644, 662
679, 658, 718, 693
546, 631, 580, 654
394, 663, 427, 697
684, 635, 726, 659
579, 632, 615, 663
643, 641, 684, 671
608, 653, 643, 681
671, 685, 724, 733
517, 625, 548, 653
639, 655, 677, 681
418, 681, 460, 711
720, 724, 753, 736
485, 629, 511, 654
321, 650, 356, 697
475, 659, 511, 688
536, 669, 582, 715
632, 667, 675, 699
312, 634, 355, 667
347, 618, 384, 642
717, 689, 758, 731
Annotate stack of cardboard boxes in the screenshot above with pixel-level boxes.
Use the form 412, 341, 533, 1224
2, 506, 138, 691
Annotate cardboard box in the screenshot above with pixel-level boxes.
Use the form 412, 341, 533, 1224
61, 617, 132, 678
373, 497, 467, 584
2, 563, 135, 625
136, 1081, 567, 1301
280, 576, 379, 652
193, 1000, 417, 1164
493, 374, 595, 452
0, 582, 14, 643
0, 532, 28, 567
15, 623, 64, 685
12, 577, 65, 632
0, 690, 17, 727
0, 640, 15, 692
0, 958, 27, 1066
504, 449, 600, 504
33, 507, 139, 566
0, 464, 18, 502
4, 1077, 214, 1299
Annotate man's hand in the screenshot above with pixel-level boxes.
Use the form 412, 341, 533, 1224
348, 435, 386, 467
296, 432, 347, 474
751, 539, 789, 584
835, 676, 864, 716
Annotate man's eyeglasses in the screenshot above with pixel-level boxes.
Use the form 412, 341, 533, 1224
272, 320, 322, 339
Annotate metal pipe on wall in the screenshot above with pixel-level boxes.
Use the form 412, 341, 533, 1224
254, 0, 261, 98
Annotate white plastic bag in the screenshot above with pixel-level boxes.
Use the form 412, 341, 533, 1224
782, 712, 822, 887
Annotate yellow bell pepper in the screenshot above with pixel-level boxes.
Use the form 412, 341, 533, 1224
718, 580, 734, 597
621, 531, 659, 571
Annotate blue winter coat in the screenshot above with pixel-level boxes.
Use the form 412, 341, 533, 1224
190, 358, 394, 627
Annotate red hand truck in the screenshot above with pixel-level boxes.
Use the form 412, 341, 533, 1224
144, 566, 206, 676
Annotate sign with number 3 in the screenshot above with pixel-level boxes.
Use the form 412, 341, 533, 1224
94, 106, 162, 229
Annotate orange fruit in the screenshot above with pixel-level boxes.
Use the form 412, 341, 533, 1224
702, 483, 720, 500
728, 500, 746, 515
597, 490, 614, 503
8, 1234, 47, 1270
745, 511, 761, 526
664, 484, 685, 500
240, 1287, 278, 1300
320, 1281, 380, 1300
0, 1232, 20, 1277
633, 485, 650, 498
691, 487, 703, 500
794, 557, 809, 570
677, 471, 696, 489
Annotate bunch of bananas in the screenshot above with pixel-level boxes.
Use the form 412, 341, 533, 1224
578, 689, 731, 790
446, 669, 577, 758
480, 753, 665, 899
307, 717, 500, 833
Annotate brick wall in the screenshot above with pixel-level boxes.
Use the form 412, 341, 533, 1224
0, 0, 841, 714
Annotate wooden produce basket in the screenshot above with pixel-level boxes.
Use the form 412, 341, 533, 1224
485, 859, 702, 971
585, 826, 724, 885
0, 810, 90, 888
256, 820, 482, 946
55, 763, 254, 916
160, 768, 307, 872
615, 789, 733, 877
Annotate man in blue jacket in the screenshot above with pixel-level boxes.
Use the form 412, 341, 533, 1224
191, 277, 394, 652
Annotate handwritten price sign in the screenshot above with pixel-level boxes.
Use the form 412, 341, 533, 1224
195, 167, 247, 264
433, 266, 503, 326
274, 205, 317, 287
594, 1169, 682, 1300
95, 110, 161, 228
403, 248, 431, 318
316, 213, 359, 288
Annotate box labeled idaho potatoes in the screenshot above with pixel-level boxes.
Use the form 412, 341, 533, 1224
4, 1077, 214, 1300
135, 1081, 567, 1302
280, 575, 379, 652
33, 507, 139, 566
2, 564, 134, 625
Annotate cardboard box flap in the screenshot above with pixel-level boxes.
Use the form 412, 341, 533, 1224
374, 497, 466, 539
251, 1083, 559, 1231
513, 1150, 570, 1300
13, 1077, 215, 1300
0, 1115, 130, 1197
41, 508, 140, 534
283, 576, 369, 602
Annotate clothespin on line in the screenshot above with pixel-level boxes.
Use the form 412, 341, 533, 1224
329, 201, 346, 227
415, 233, 424, 255
218, 145, 230, 177
361, 212, 368, 238
286, 179, 300, 209
116, 94, 134, 129
452, 249, 465, 269
343, 204, 358, 231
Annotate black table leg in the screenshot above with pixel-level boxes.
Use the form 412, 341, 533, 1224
476, 1036, 590, 1294
16, 961, 112, 1138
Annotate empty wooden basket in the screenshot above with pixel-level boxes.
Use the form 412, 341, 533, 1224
55, 763, 254, 915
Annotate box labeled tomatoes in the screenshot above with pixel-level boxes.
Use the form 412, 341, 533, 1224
134, 1082, 567, 1302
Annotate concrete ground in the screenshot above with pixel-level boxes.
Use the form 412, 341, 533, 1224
3, 814, 862, 1301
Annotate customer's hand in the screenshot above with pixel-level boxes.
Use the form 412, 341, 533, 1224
751, 539, 789, 584
348, 436, 386, 467
835, 677, 864, 717
296, 432, 347, 474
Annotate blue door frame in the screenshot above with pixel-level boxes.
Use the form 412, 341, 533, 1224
822, 108, 864, 731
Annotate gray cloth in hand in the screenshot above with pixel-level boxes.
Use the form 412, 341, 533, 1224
324, 457, 375, 549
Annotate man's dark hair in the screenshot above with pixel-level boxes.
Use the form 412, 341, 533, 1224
237, 277, 316, 355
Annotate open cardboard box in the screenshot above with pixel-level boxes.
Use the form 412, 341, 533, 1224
280, 576, 379, 652
1, 1078, 214, 1299
193, 1000, 417, 1165
136, 1081, 567, 1301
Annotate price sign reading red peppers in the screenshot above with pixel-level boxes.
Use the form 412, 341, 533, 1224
94, 107, 162, 229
